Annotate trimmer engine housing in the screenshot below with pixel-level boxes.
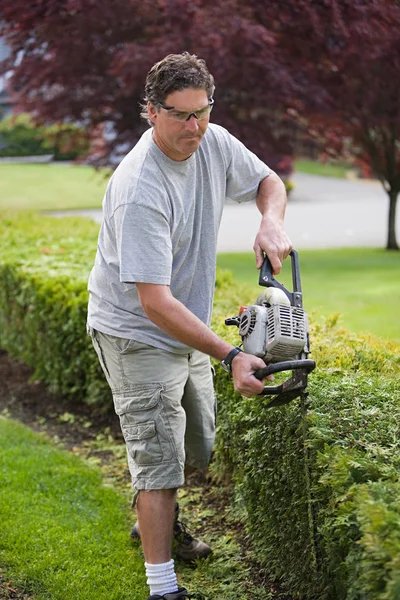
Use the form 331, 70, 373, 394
239, 304, 308, 362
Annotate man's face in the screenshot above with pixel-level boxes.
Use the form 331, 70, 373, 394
148, 88, 211, 161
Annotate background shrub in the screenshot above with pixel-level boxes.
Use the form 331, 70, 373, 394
0, 113, 89, 160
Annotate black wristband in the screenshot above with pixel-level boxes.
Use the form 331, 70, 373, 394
220, 347, 243, 373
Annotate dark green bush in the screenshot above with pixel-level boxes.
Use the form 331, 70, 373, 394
1, 211, 400, 599
0, 212, 108, 404
0, 113, 89, 160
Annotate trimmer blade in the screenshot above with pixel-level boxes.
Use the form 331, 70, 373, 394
264, 389, 303, 408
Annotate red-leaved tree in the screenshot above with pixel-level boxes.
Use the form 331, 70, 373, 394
1, 0, 399, 248
0, 1, 298, 170
256, 0, 400, 249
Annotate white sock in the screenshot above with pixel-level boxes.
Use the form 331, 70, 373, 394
145, 560, 178, 596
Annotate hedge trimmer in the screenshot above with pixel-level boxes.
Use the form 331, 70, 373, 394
225, 250, 316, 408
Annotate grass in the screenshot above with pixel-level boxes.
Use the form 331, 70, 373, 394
0, 164, 107, 211
0, 417, 148, 600
294, 158, 353, 179
0, 414, 273, 600
216, 248, 400, 344
0, 158, 356, 214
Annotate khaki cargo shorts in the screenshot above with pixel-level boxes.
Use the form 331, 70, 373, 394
89, 328, 216, 491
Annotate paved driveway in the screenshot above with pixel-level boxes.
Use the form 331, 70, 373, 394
49, 173, 399, 252
219, 173, 396, 251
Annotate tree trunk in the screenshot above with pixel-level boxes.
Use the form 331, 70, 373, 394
386, 188, 399, 250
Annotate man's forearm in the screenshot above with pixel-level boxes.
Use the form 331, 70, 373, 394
256, 171, 287, 221
253, 172, 292, 273
137, 284, 233, 361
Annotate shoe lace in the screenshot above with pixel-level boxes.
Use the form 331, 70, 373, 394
174, 519, 194, 545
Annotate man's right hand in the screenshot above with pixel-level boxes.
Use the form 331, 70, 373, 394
231, 352, 270, 397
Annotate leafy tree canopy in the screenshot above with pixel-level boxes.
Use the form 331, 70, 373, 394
1, 0, 399, 246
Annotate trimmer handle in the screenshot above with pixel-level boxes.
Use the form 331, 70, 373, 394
254, 359, 316, 383
253, 359, 316, 406
259, 250, 303, 308
258, 255, 280, 288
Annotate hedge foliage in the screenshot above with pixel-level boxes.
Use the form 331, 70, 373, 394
1, 211, 400, 599
212, 288, 400, 599
0, 211, 108, 404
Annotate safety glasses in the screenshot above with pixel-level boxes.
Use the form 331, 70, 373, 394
158, 98, 214, 122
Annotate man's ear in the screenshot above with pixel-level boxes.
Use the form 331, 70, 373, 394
148, 102, 158, 124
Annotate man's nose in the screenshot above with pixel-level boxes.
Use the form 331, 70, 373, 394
185, 114, 199, 132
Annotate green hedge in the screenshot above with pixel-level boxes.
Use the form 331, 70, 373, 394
0, 212, 108, 404
1, 211, 400, 599
212, 301, 400, 599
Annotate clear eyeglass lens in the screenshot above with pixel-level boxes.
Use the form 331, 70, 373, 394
167, 105, 213, 122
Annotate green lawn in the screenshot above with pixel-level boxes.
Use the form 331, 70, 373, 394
294, 158, 354, 179
217, 248, 400, 344
0, 164, 107, 211
0, 417, 273, 600
0, 417, 148, 600
0, 159, 355, 213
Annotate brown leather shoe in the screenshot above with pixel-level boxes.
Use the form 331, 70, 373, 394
172, 518, 212, 561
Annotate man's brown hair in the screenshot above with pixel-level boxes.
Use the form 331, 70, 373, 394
141, 52, 215, 124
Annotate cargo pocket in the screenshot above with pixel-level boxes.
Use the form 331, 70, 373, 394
91, 331, 111, 380
114, 384, 164, 466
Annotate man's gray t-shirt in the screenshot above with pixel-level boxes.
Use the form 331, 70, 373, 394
87, 123, 270, 353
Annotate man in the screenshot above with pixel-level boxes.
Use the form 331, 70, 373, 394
87, 52, 292, 600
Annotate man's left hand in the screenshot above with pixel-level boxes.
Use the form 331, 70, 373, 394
253, 218, 292, 274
